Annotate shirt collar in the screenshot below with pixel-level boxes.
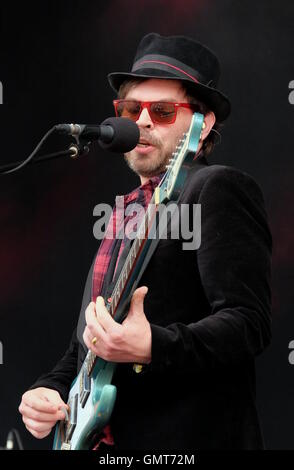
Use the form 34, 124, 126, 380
123, 172, 165, 205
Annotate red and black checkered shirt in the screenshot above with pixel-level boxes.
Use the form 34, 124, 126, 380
92, 174, 163, 302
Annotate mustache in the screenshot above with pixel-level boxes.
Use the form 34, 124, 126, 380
139, 131, 161, 147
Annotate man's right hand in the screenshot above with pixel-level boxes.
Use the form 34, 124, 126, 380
18, 387, 68, 439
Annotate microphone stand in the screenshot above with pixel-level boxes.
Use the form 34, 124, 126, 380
0, 145, 90, 172
0, 126, 91, 175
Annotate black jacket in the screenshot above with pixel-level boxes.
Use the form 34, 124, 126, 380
31, 158, 272, 450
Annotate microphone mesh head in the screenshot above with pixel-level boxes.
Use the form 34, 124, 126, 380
99, 117, 139, 152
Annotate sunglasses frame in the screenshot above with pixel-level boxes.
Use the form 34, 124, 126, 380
113, 100, 198, 124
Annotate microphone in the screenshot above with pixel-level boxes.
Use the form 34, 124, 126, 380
55, 117, 139, 153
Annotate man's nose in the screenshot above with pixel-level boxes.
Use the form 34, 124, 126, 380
136, 107, 154, 128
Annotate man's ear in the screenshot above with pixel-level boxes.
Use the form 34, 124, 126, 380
201, 111, 216, 140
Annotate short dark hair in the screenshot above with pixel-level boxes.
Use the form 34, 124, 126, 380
117, 78, 222, 158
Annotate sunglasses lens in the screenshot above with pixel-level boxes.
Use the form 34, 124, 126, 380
115, 101, 177, 123
116, 101, 141, 121
150, 102, 176, 123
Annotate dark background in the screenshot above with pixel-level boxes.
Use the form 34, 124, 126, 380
0, 0, 293, 450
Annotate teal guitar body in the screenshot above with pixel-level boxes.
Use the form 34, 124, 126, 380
53, 112, 204, 450
53, 359, 117, 450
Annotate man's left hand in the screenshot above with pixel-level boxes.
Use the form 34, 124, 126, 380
83, 286, 151, 364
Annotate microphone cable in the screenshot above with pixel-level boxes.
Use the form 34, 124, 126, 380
0, 126, 74, 175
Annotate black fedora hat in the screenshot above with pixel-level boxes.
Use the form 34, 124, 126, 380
108, 33, 231, 122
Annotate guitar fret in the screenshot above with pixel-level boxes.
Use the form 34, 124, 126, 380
124, 267, 129, 282
113, 291, 117, 308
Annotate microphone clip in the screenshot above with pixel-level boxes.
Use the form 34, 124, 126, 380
69, 132, 92, 159
68, 140, 90, 159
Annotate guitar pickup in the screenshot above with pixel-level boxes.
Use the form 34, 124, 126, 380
65, 393, 78, 442
80, 366, 91, 408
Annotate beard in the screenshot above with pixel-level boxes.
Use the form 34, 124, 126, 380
124, 148, 171, 178
123, 130, 173, 178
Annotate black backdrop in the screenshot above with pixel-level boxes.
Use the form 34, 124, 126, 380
0, 0, 293, 450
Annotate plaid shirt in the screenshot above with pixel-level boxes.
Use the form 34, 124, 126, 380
92, 174, 163, 302
91, 173, 163, 451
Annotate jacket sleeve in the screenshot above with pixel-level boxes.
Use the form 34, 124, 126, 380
28, 328, 79, 402
150, 167, 272, 373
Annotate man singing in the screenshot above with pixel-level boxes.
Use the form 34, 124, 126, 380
19, 33, 272, 450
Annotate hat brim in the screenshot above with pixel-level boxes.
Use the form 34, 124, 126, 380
108, 71, 231, 122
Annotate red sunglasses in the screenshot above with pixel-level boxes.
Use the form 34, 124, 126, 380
113, 100, 198, 124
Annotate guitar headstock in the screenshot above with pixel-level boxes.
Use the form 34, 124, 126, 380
157, 112, 205, 202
